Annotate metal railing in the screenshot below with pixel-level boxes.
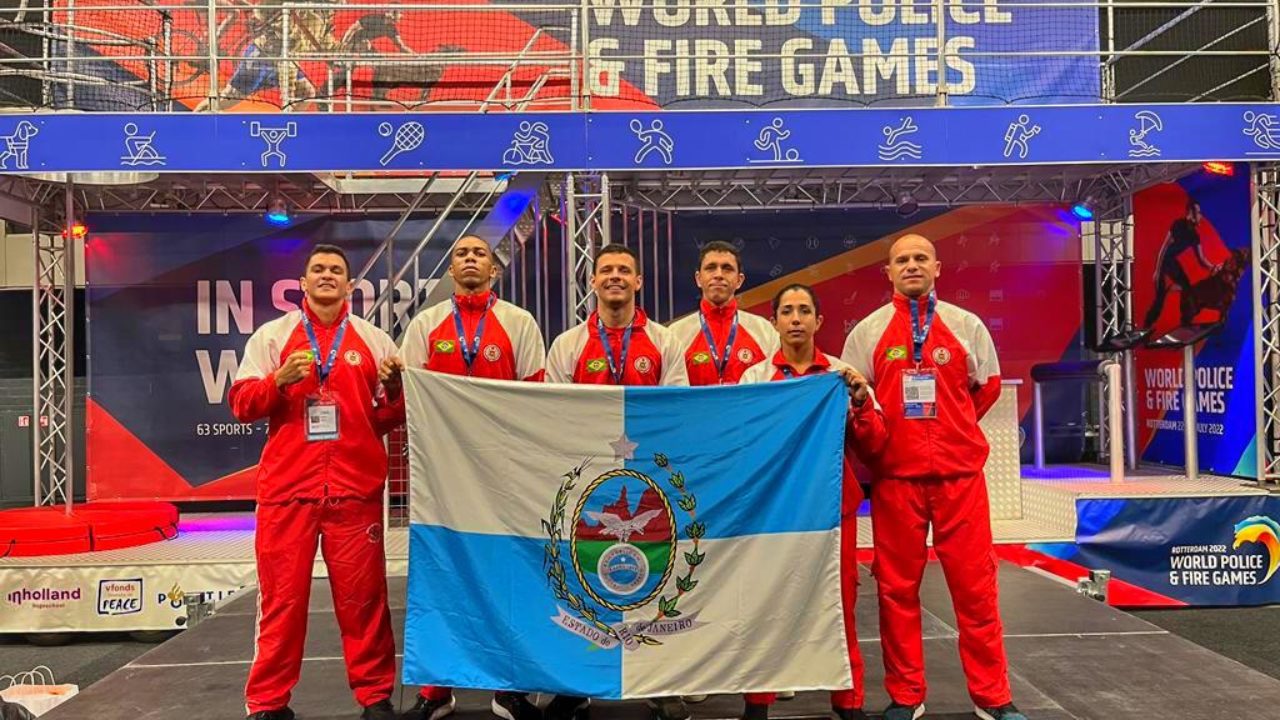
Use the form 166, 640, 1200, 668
0, 0, 1276, 112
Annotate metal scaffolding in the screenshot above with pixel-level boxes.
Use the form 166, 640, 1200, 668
1092, 198, 1139, 470
31, 185, 76, 508
561, 172, 610, 328
1254, 163, 1280, 486
1, 1, 1276, 112
618, 203, 675, 324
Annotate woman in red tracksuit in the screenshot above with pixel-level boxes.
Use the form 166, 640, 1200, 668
739, 283, 888, 720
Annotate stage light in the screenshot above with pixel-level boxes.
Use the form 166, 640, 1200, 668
896, 192, 919, 217
61, 221, 87, 240
1071, 199, 1095, 221
265, 196, 290, 226
1203, 162, 1234, 177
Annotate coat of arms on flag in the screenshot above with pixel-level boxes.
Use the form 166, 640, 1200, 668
544, 456, 707, 651
402, 371, 854, 699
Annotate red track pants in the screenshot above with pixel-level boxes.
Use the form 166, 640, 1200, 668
870, 473, 1012, 708
745, 514, 865, 710
245, 498, 396, 714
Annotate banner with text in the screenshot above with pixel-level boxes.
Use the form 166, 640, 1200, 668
57, 0, 1100, 111
581, 0, 1100, 106
1132, 165, 1257, 478
85, 214, 455, 501
1065, 495, 1280, 606
0, 561, 248, 632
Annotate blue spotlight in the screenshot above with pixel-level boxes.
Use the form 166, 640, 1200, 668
1071, 201, 1094, 221
265, 196, 290, 226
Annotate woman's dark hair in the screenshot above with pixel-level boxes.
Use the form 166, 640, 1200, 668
771, 283, 820, 316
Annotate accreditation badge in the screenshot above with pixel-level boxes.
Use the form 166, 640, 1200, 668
305, 388, 340, 442
902, 369, 938, 420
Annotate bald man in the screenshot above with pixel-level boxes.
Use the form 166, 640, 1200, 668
841, 235, 1025, 720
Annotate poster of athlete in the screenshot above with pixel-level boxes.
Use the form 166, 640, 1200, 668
1132, 165, 1256, 477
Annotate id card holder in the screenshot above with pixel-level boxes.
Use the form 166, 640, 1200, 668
305, 390, 340, 442
902, 369, 938, 419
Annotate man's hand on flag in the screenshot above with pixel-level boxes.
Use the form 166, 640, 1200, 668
379, 356, 405, 393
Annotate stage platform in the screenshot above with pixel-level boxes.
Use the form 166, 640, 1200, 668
1011, 463, 1269, 543
0, 465, 1267, 633
38, 562, 1280, 720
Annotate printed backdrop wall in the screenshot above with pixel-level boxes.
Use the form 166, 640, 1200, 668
671, 204, 1086, 452
85, 213, 455, 501
87, 205, 1083, 502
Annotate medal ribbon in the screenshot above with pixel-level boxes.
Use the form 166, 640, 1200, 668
596, 315, 635, 385
909, 293, 937, 366
699, 310, 739, 381
451, 294, 497, 373
302, 310, 350, 386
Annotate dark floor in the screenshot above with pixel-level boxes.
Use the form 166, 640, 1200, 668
1131, 604, 1280, 681
10, 563, 1279, 720
0, 631, 158, 688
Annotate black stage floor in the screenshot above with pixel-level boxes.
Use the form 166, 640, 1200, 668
42, 563, 1280, 720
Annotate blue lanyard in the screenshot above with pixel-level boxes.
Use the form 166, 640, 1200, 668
699, 310, 739, 381
301, 311, 350, 386
596, 315, 634, 385
909, 293, 936, 365
451, 294, 496, 373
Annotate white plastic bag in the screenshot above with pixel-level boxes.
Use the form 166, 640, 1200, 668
0, 667, 78, 717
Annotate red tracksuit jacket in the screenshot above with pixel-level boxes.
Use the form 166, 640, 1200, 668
228, 300, 404, 504
840, 292, 1001, 480
668, 298, 780, 386
399, 291, 546, 381
545, 308, 689, 386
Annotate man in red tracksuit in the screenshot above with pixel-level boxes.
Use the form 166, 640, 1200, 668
740, 283, 886, 720
841, 234, 1026, 720
400, 235, 546, 385
544, 243, 689, 720
399, 234, 546, 720
545, 243, 688, 387
230, 244, 404, 720
668, 240, 779, 386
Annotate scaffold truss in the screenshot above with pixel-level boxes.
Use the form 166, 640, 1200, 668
31, 186, 76, 508
3, 173, 503, 215
1091, 197, 1139, 470
1255, 163, 1280, 487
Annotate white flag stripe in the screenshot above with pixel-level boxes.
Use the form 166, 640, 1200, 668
619, 530, 850, 697
405, 369, 624, 536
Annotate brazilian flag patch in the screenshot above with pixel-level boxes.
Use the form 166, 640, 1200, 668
586, 358, 608, 373
691, 352, 711, 365
886, 346, 908, 361
434, 339, 456, 354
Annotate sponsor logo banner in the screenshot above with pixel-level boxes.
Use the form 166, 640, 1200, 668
0, 564, 251, 632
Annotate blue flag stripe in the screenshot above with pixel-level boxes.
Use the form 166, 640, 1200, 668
621, 374, 846, 540
404, 525, 624, 697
